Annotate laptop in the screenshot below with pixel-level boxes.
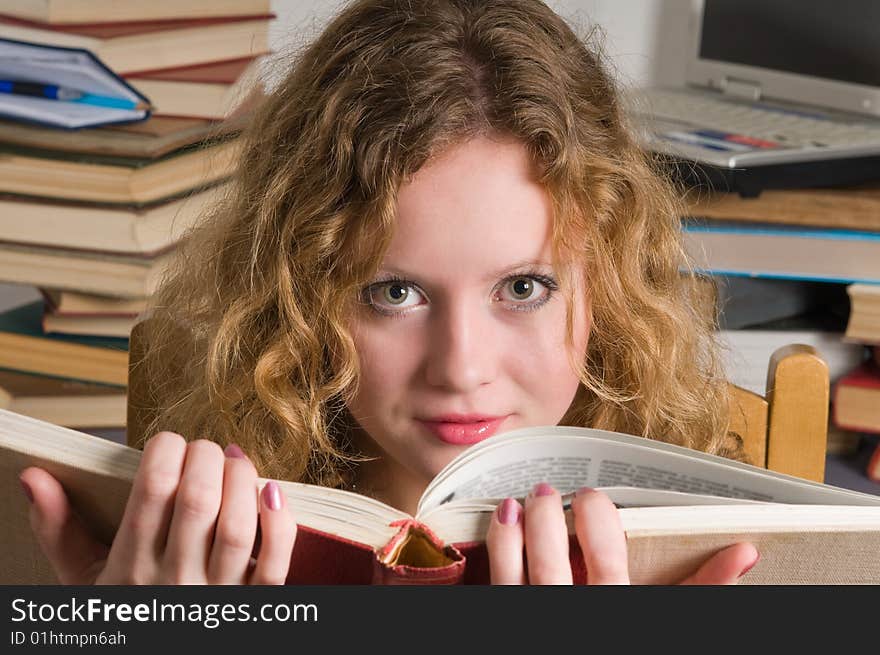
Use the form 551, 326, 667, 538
627, 0, 880, 196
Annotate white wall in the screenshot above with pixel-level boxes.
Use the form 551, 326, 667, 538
268, 0, 693, 89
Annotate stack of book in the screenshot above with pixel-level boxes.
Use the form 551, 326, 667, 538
0, 1, 273, 428
684, 183, 880, 286
686, 184, 880, 478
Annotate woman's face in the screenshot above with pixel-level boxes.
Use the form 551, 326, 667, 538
346, 136, 590, 497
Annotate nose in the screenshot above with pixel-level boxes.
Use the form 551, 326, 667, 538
423, 300, 497, 393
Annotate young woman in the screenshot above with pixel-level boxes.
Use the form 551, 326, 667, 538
19, 0, 758, 585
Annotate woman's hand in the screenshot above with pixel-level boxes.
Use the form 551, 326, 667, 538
18, 431, 298, 585
486, 483, 759, 585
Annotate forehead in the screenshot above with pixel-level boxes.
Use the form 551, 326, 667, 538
385, 137, 554, 279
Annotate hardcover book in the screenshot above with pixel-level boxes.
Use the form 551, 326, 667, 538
0, 14, 272, 75
686, 183, 880, 233
0, 138, 238, 204
42, 310, 136, 339
0, 184, 227, 255
3, 410, 880, 585
0, 242, 172, 299
40, 289, 147, 316
40, 287, 143, 339
0, 369, 125, 428
0, 0, 271, 25
0, 115, 234, 159
125, 57, 265, 120
682, 219, 880, 284
845, 283, 880, 345
0, 300, 128, 386
834, 361, 880, 434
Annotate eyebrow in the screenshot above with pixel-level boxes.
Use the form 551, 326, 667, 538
378, 260, 555, 284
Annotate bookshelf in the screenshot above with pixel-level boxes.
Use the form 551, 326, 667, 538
686, 183, 880, 496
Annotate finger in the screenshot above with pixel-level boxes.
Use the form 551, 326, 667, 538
486, 498, 525, 584
103, 431, 186, 583
20, 467, 109, 585
208, 445, 259, 584
161, 439, 225, 583
249, 481, 297, 585
679, 542, 759, 585
523, 483, 572, 584
571, 487, 629, 585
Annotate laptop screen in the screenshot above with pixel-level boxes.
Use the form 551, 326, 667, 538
699, 0, 880, 88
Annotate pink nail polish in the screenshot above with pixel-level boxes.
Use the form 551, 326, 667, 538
738, 554, 760, 578
262, 481, 283, 511
224, 443, 247, 459
576, 486, 595, 496
533, 482, 555, 497
497, 498, 521, 525
19, 477, 33, 504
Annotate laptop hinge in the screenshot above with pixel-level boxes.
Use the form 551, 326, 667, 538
720, 76, 762, 101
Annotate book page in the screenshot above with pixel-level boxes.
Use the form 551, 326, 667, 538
0, 409, 406, 554
271, 479, 407, 548
418, 486, 768, 548
417, 426, 880, 515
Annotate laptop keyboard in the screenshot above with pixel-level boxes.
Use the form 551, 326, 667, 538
634, 89, 880, 149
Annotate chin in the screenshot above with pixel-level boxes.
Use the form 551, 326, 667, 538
421, 450, 463, 479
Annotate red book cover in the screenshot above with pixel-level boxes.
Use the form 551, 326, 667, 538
833, 361, 880, 433
835, 361, 880, 391
0, 13, 274, 75
125, 57, 258, 83
285, 521, 588, 585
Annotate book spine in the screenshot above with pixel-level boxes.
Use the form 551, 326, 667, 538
372, 519, 467, 585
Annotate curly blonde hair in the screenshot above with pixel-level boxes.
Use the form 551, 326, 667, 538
133, 0, 740, 488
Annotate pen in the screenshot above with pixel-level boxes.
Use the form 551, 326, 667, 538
0, 80, 149, 111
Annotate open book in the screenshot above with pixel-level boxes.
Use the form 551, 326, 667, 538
3, 408, 880, 585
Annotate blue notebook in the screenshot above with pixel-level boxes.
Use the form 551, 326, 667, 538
0, 37, 151, 130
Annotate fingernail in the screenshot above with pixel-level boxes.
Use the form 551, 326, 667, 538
576, 486, 594, 496
497, 498, 521, 525
19, 477, 33, 504
261, 481, 283, 511
532, 482, 555, 497
224, 443, 247, 459
738, 554, 760, 578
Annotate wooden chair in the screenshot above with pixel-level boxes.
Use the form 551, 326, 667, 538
727, 343, 829, 483
125, 321, 829, 483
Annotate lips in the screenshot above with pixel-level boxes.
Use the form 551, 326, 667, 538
417, 414, 510, 446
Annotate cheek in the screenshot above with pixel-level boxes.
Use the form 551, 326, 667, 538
517, 336, 583, 399
516, 299, 590, 413
349, 323, 421, 403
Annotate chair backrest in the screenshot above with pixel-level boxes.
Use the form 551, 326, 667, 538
727, 343, 829, 483
126, 321, 829, 482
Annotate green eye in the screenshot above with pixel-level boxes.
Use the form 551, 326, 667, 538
363, 278, 425, 315
509, 277, 534, 300
383, 283, 409, 305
